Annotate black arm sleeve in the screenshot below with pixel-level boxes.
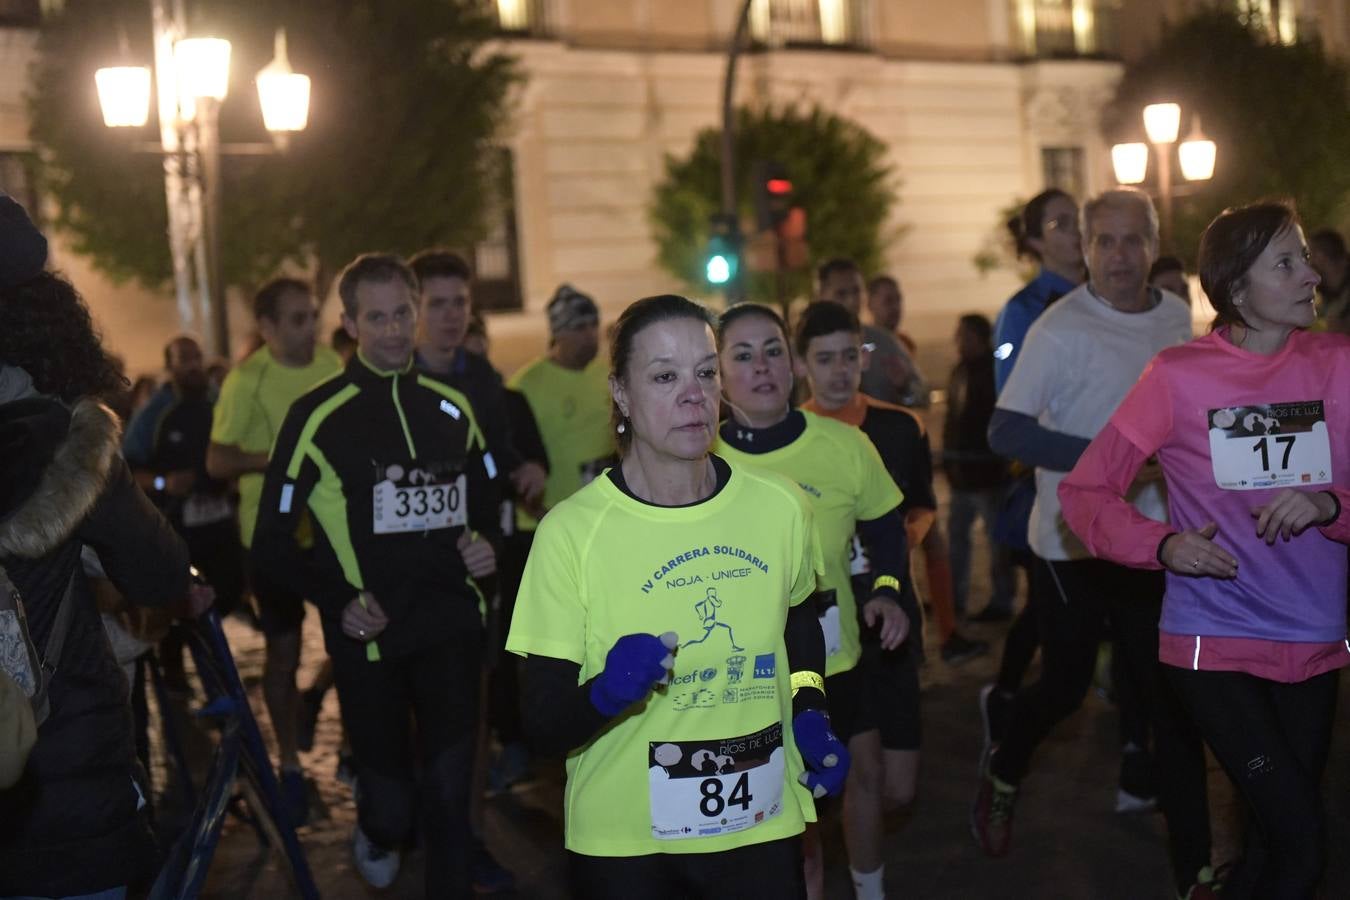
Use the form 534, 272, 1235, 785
903, 430, 937, 513
251, 407, 351, 614
504, 389, 549, 473
521, 655, 610, 757
469, 357, 524, 478
464, 428, 504, 544
77, 457, 190, 606
784, 600, 826, 716
856, 507, 908, 602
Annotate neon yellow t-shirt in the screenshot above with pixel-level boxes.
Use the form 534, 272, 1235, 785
508, 356, 614, 527
715, 411, 902, 676
506, 458, 821, 857
210, 344, 342, 546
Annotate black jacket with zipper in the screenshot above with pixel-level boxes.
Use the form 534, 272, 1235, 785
253, 354, 501, 660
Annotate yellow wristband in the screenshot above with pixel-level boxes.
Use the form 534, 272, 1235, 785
872, 575, 901, 593
790, 670, 825, 698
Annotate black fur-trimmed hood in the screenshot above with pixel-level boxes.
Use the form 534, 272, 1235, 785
0, 398, 121, 559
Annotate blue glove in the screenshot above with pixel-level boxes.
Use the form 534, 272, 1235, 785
590, 631, 678, 717
793, 709, 850, 799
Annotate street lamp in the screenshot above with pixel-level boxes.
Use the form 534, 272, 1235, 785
93, 7, 310, 359
1111, 102, 1215, 251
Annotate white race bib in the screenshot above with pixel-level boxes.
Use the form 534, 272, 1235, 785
1207, 401, 1332, 491
649, 722, 785, 840
372, 473, 467, 534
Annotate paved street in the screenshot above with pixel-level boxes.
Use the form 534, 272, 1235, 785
182, 401, 1350, 899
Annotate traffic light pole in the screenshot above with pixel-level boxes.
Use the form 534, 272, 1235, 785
718, 0, 754, 304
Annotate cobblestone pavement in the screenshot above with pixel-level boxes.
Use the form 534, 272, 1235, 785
180, 409, 1350, 899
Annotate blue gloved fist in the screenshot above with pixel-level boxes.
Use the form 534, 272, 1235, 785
793, 708, 850, 799
590, 631, 678, 717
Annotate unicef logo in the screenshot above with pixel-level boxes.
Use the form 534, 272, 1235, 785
699, 667, 718, 682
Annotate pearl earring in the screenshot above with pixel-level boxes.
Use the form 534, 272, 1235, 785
617, 420, 626, 434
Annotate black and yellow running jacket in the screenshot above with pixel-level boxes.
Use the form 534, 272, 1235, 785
252, 353, 500, 658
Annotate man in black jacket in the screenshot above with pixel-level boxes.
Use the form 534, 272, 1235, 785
0, 201, 193, 897
254, 253, 501, 898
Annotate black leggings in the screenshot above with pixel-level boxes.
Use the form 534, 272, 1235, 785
990, 558, 1211, 890
1167, 666, 1339, 900
568, 836, 805, 899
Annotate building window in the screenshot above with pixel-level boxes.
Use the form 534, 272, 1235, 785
750, 0, 865, 49
471, 148, 522, 312
1012, 0, 1121, 58
1041, 147, 1085, 200
1235, 0, 1301, 44
492, 0, 547, 35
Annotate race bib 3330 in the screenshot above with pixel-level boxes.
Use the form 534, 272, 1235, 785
373, 471, 467, 533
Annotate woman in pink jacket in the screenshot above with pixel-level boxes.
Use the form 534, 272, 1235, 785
1060, 201, 1350, 900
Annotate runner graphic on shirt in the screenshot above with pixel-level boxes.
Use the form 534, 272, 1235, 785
681, 587, 743, 651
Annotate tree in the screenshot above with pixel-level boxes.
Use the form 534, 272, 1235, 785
1104, 10, 1350, 261
28, 0, 520, 295
650, 105, 898, 308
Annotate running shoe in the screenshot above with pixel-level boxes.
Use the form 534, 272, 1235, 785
296, 687, 323, 753
970, 764, 1018, 857
352, 823, 401, 889
278, 767, 308, 827
941, 633, 989, 666
472, 836, 517, 894
1116, 744, 1157, 814
1177, 865, 1220, 900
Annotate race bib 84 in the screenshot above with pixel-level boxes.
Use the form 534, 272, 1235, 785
1207, 401, 1333, 491
648, 722, 785, 840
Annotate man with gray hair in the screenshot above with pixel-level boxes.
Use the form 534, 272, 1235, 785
971, 190, 1214, 899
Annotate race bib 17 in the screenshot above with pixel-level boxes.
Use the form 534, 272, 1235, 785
1207, 401, 1332, 491
372, 472, 467, 533
648, 721, 785, 840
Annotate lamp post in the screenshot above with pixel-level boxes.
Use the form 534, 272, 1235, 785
1111, 102, 1215, 251
94, 5, 310, 359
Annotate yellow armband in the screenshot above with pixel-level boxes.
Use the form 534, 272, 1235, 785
790, 670, 825, 698
872, 575, 901, 594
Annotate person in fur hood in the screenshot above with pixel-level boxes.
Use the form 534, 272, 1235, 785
0, 194, 194, 898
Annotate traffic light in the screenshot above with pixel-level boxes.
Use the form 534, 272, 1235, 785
753, 160, 793, 231
704, 213, 740, 286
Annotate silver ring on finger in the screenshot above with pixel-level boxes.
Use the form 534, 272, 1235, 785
1191, 559, 1200, 569
358, 628, 367, 638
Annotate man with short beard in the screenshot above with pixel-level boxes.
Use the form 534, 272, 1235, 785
124, 335, 242, 620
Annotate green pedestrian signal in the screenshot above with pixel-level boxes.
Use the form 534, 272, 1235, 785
705, 214, 740, 288
706, 247, 734, 284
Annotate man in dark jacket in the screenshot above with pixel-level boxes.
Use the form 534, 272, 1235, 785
0, 203, 192, 897
254, 253, 501, 897
943, 313, 1015, 621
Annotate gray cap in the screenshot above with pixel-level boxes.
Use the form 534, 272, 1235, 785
546, 284, 599, 336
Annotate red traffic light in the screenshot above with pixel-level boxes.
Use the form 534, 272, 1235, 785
766, 178, 793, 195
